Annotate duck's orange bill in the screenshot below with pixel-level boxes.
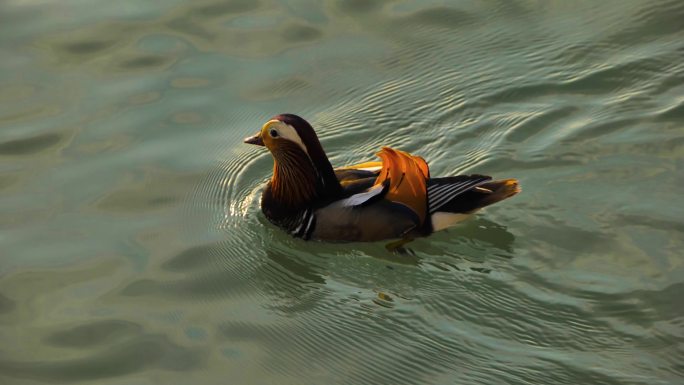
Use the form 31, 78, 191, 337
374, 147, 429, 225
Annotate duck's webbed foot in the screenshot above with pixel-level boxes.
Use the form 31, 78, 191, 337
385, 237, 415, 255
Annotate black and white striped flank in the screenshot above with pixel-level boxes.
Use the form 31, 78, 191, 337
289, 208, 317, 240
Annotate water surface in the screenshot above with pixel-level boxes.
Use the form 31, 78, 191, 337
1, 1, 683, 384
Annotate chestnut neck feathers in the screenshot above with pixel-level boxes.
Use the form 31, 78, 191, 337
269, 142, 321, 208
266, 114, 343, 211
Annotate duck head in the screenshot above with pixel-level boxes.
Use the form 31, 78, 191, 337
244, 114, 343, 207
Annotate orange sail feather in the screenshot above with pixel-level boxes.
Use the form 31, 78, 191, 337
374, 147, 429, 225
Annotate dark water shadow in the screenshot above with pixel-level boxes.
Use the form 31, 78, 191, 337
0, 132, 63, 156
117, 55, 174, 71
281, 23, 323, 42
61, 40, 116, 55
446, 217, 517, 253
43, 320, 143, 348
0, 292, 15, 314
189, 0, 260, 17
256, 248, 331, 314
397, 6, 475, 29
333, 0, 387, 15
263, 248, 326, 285
120, 241, 251, 300
0, 329, 205, 382
118, 238, 331, 318
388, 216, 517, 272
119, 270, 249, 300
161, 244, 219, 272
95, 170, 201, 213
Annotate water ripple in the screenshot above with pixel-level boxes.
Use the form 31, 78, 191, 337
2, 0, 683, 384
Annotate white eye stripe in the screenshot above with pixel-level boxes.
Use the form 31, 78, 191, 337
266, 120, 308, 155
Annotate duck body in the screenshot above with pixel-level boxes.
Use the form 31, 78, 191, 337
245, 114, 520, 242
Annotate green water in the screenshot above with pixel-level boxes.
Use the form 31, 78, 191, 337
1, 1, 683, 384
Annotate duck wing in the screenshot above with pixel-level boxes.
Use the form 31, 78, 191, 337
311, 147, 430, 241
326, 147, 431, 224
334, 160, 382, 196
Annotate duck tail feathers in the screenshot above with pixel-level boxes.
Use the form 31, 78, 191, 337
426, 177, 520, 214
473, 179, 521, 208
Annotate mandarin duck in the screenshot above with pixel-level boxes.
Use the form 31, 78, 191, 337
244, 114, 520, 242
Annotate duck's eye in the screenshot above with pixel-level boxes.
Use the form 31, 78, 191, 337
269, 128, 279, 138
